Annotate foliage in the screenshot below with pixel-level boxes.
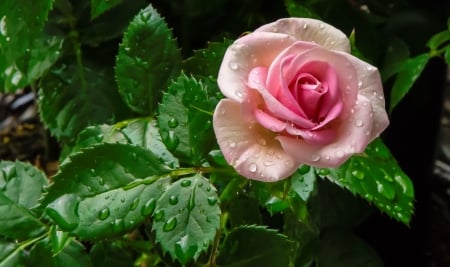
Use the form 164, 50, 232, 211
1, 0, 449, 266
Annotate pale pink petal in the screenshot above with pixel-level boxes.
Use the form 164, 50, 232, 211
248, 66, 315, 129
254, 109, 287, 132
218, 32, 297, 102
255, 18, 350, 53
213, 99, 299, 181
340, 53, 390, 136
277, 96, 377, 168
285, 125, 337, 145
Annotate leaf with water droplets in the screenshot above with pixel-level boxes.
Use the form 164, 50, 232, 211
115, 4, 181, 114
291, 165, 317, 202
66, 118, 179, 168
326, 138, 415, 225
183, 39, 233, 77
28, 238, 91, 267
0, 238, 26, 265
152, 174, 220, 265
0, 0, 53, 92
157, 74, 219, 165
39, 60, 133, 143
90, 242, 135, 267
0, 161, 48, 239
216, 225, 295, 267
388, 53, 429, 112
40, 143, 172, 239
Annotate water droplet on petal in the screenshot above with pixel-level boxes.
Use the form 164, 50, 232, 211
249, 163, 257, 173
354, 119, 364, 127
229, 141, 236, 148
228, 61, 239, 70
163, 217, 177, 232
310, 154, 321, 162
303, 23, 308, 29
358, 81, 363, 88
335, 150, 345, 158
98, 208, 110, 220
257, 138, 267, 146
169, 195, 179, 205
319, 23, 325, 29
235, 90, 244, 98
263, 161, 274, 166
284, 159, 294, 167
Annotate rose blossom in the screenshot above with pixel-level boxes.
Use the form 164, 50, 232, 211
212, 18, 389, 182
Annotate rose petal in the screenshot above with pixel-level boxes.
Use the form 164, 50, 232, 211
213, 99, 298, 181
255, 18, 350, 53
218, 32, 297, 102
277, 96, 378, 168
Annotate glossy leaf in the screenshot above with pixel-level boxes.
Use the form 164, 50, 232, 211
317, 231, 383, 267
183, 39, 233, 77
28, 239, 92, 267
49, 225, 72, 256
426, 30, 450, 51
389, 53, 429, 112
115, 4, 181, 114
325, 138, 415, 225
0, 0, 53, 92
291, 165, 317, 202
0, 161, 48, 210
0, 161, 48, 239
39, 60, 132, 142
158, 74, 219, 165
40, 143, 171, 237
91, 0, 122, 19
152, 174, 221, 265
68, 118, 179, 168
216, 225, 295, 267
444, 45, 450, 65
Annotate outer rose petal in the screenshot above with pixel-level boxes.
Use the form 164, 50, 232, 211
255, 18, 350, 53
213, 99, 298, 182
218, 32, 297, 102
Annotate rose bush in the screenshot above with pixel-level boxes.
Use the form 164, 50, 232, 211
213, 18, 389, 182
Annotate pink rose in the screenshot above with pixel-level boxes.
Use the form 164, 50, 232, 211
213, 18, 389, 182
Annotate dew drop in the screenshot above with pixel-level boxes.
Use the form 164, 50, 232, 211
228, 61, 239, 70
303, 23, 308, 29
169, 195, 179, 205
98, 208, 110, 220
181, 179, 192, 187
358, 81, 363, 88
153, 209, 165, 222
257, 138, 267, 146
0, 16, 6, 36
354, 119, 364, 127
319, 23, 325, 29
167, 118, 179, 128
249, 163, 257, 173
235, 90, 244, 98
111, 218, 125, 232
120, 197, 126, 203
310, 154, 321, 162
318, 168, 330, 176
263, 160, 274, 166
163, 217, 177, 232
284, 159, 294, 167
229, 141, 236, 148
130, 198, 140, 210
141, 198, 156, 216
98, 177, 105, 185
335, 150, 345, 158
165, 130, 180, 150
351, 170, 365, 180
207, 196, 217, 205
11, 71, 22, 86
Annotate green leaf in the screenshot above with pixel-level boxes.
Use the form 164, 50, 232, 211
0, 161, 48, 210
90, 242, 134, 267
426, 30, 450, 51
291, 165, 317, 202
284, 0, 320, 19
91, 0, 122, 19
26, 35, 64, 82
49, 225, 72, 256
0, 0, 53, 92
317, 231, 383, 267
39, 60, 132, 142
325, 139, 415, 225
380, 38, 410, 82
68, 118, 179, 168
252, 181, 290, 215
228, 196, 262, 227
152, 174, 220, 265
28, 239, 92, 267
40, 143, 171, 237
389, 53, 429, 112
0, 161, 48, 239
183, 39, 233, 77
0, 193, 46, 240
444, 45, 450, 65
115, 4, 182, 114
216, 225, 295, 267
158, 74, 218, 165
0, 239, 26, 267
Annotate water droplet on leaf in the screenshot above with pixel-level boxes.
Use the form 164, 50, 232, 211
163, 217, 177, 232
130, 198, 140, 210
351, 170, 365, 180
181, 179, 192, 187
169, 195, 179, 205
298, 164, 310, 174
168, 118, 179, 128
207, 196, 217, 205
153, 209, 165, 222
141, 198, 156, 216
98, 208, 110, 220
